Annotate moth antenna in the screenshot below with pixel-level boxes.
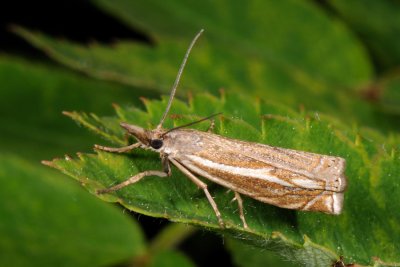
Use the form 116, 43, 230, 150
157, 29, 204, 129
161, 112, 222, 136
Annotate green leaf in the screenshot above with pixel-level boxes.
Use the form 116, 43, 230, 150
45, 92, 400, 266
90, 0, 371, 87
0, 154, 145, 267
14, 0, 399, 132
328, 0, 400, 70
7, 1, 399, 265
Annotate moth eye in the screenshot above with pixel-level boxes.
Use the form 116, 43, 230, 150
150, 139, 163, 149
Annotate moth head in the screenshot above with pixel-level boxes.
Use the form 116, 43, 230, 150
120, 122, 165, 150
119, 31, 205, 151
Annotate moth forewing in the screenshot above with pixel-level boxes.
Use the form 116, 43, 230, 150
161, 128, 347, 215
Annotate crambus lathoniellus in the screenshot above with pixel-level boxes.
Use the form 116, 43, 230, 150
95, 29, 347, 229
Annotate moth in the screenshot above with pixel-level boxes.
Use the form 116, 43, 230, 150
96, 29, 347, 229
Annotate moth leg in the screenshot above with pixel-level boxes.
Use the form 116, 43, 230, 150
233, 191, 248, 229
97, 170, 168, 194
169, 158, 224, 228
94, 142, 140, 153
207, 119, 215, 133
161, 154, 172, 175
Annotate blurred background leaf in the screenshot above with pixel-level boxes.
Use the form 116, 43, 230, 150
327, 0, 400, 71
14, 0, 398, 132
0, 153, 145, 267
0, 56, 150, 160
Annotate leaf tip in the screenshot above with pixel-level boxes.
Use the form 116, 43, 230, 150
62, 110, 74, 117
41, 160, 54, 167
64, 154, 73, 161
93, 144, 101, 151
9, 25, 37, 43
111, 103, 120, 109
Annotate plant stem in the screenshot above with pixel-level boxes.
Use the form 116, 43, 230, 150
131, 223, 197, 267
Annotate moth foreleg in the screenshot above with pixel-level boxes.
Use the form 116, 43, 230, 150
97, 170, 168, 194
233, 191, 248, 229
94, 142, 141, 153
169, 158, 224, 228
162, 155, 172, 175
